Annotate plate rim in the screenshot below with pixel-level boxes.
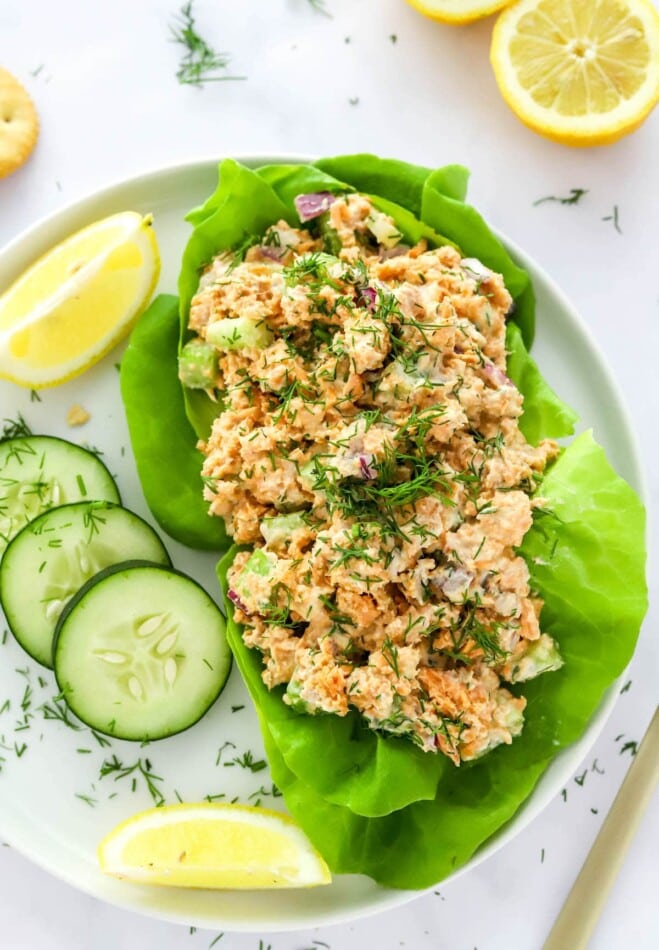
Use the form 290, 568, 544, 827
0, 153, 647, 932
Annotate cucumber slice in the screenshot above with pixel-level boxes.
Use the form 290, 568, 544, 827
53, 561, 231, 741
206, 317, 273, 351
0, 502, 171, 668
0, 436, 119, 558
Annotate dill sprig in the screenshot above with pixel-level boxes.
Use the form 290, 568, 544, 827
533, 188, 588, 207
99, 754, 166, 806
1, 414, 32, 444
307, 0, 332, 17
170, 1, 246, 87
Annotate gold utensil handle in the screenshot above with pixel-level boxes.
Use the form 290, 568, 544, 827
544, 706, 659, 950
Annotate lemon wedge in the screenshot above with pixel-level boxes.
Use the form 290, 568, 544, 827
0, 211, 160, 388
405, 0, 513, 25
491, 0, 659, 146
97, 803, 332, 889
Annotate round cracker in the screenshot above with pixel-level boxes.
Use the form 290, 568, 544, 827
0, 67, 39, 179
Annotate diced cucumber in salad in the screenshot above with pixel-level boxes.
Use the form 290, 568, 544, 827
260, 512, 307, 548
178, 338, 218, 389
205, 316, 273, 351
0, 434, 230, 740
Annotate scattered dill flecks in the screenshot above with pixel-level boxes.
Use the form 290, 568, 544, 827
231, 704, 245, 713
75, 792, 97, 807
99, 755, 166, 805
307, 0, 332, 17
189, 926, 197, 935
30, 64, 45, 77
225, 749, 267, 773
1, 414, 32, 443
215, 739, 236, 766
574, 769, 587, 787
540, 848, 545, 863
170, 1, 246, 86
602, 205, 622, 234
620, 740, 638, 757
561, 788, 567, 803
29, 389, 41, 403
390, 33, 398, 43
620, 679, 632, 694
209, 934, 224, 948
204, 792, 226, 803
90, 729, 112, 748
348, 96, 360, 106
591, 758, 605, 775
533, 188, 588, 206
40, 697, 82, 731
591, 807, 599, 814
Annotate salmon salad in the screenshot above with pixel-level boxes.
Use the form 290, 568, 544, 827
179, 191, 564, 765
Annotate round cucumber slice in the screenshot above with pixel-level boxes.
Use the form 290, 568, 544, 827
0, 435, 119, 558
0, 502, 171, 668
53, 561, 231, 741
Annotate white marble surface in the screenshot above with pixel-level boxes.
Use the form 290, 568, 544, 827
0, 1, 657, 947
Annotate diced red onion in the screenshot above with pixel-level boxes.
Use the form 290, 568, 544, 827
482, 362, 512, 388
227, 589, 249, 614
358, 286, 377, 312
438, 567, 473, 601
259, 245, 286, 262
358, 454, 377, 480
294, 192, 336, 223
380, 244, 411, 260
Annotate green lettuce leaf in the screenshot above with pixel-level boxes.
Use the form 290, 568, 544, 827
219, 432, 646, 887
120, 294, 227, 550
178, 159, 292, 438
315, 154, 434, 218
256, 163, 352, 216
421, 170, 535, 347
506, 322, 578, 444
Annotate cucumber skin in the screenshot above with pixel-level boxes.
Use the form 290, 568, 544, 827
52, 560, 232, 741
0, 502, 171, 668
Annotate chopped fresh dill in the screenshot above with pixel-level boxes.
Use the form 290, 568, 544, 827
602, 205, 622, 234
170, 1, 246, 86
99, 754, 166, 805
533, 188, 588, 207
1, 414, 32, 444
224, 749, 267, 773
307, 0, 332, 17
75, 793, 97, 808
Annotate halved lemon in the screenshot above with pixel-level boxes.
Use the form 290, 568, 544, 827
405, 1, 513, 25
491, 0, 659, 146
0, 211, 160, 388
98, 803, 332, 889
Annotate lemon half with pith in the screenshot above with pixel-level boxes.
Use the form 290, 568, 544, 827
491, 0, 659, 146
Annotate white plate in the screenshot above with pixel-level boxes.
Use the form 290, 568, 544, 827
0, 156, 645, 932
